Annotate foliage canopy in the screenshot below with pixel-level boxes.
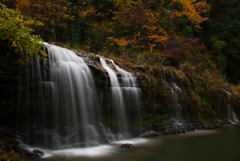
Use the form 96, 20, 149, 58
1, 0, 240, 84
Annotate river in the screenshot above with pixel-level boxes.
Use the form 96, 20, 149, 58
41, 124, 240, 161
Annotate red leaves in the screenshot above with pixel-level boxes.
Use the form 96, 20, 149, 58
160, 37, 206, 63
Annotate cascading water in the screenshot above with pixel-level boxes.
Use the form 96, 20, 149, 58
111, 60, 142, 124
18, 43, 115, 150
99, 58, 142, 135
223, 88, 239, 122
17, 43, 142, 151
100, 58, 128, 133
159, 67, 183, 123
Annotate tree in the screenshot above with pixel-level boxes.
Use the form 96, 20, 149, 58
106, 2, 169, 52
65, 0, 100, 47
16, 0, 67, 42
0, 3, 47, 65
171, 0, 210, 29
161, 37, 206, 64
201, 0, 240, 84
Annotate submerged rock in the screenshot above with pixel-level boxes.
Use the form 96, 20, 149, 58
16, 145, 44, 159
121, 143, 134, 149
33, 149, 44, 157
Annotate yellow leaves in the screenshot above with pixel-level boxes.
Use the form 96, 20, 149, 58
142, 25, 157, 31
78, 6, 97, 17
12, 41, 18, 48
0, 3, 47, 65
171, 0, 210, 29
134, 32, 141, 38
107, 37, 114, 40
107, 37, 134, 46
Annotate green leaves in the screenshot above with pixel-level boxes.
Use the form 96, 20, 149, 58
0, 3, 47, 65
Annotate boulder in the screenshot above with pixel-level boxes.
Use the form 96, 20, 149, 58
33, 149, 44, 157
121, 143, 134, 149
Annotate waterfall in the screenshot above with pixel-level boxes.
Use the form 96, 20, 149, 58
18, 43, 107, 150
223, 88, 239, 122
99, 57, 142, 133
17, 43, 142, 150
111, 60, 142, 124
99, 58, 128, 133
159, 67, 183, 123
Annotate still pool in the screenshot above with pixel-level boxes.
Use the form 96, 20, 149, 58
41, 124, 240, 161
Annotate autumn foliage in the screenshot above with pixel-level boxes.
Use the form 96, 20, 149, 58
16, 0, 67, 41
0, 3, 47, 65
106, 2, 169, 50
161, 37, 206, 62
171, 0, 210, 29
1, 0, 211, 65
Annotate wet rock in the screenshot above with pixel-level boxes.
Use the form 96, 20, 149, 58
33, 149, 44, 157
159, 124, 186, 135
26, 153, 41, 159
186, 124, 195, 132
182, 127, 186, 133
121, 143, 134, 149
221, 118, 232, 125
16, 146, 44, 159
211, 119, 223, 128
193, 123, 204, 130
140, 131, 159, 138
16, 145, 30, 155
202, 123, 214, 129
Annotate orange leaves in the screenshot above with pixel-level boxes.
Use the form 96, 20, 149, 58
171, 0, 210, 29
111, 37, 135, 46
105, 2, 169, 51
78, 6, 99, 18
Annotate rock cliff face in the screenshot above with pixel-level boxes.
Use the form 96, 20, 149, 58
0, 44, 240, 143
71, 49, 240, 127
0, 46, 20, 127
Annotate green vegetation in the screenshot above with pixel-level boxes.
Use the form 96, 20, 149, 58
0, 3, 47, 65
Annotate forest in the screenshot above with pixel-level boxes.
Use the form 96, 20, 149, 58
1, 0, 240, 160
1, 0, 240, 84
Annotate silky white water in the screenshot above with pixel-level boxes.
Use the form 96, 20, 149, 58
18, 44, 106, 150
223, 88, 239, 122
17, 44, 142, 151
100, 58, 128, 133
